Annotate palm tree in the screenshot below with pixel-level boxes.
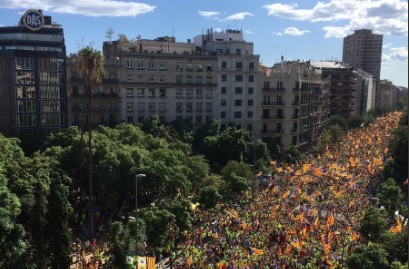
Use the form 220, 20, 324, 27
75, 46, 104, 240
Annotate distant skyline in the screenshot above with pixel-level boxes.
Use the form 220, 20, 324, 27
0, 0, 407, 87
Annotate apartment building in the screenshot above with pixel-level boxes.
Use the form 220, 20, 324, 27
194, 29, 260, 135
258, 60, 330, 151
0, 10, 67, 151
66, 56, 122, 128
342, 29, 383, 80
116, 35, 217, 125
378, 79, 400, 108
309, 61, 375, 118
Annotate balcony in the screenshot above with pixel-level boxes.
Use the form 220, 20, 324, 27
261, 115, 285, 120
102, 78, 119, 84
260, 129, 284, 134
262, 87, 286, 93
261, 101, 285, 106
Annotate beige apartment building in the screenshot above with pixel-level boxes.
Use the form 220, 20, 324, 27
378, 79, 400, 108
258, 60, 330, 151
66, 56, 122, 128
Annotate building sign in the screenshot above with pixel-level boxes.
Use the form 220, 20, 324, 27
22, 10, 45, 31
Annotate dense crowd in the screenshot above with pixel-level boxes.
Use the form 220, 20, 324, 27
164, 111, 402, 269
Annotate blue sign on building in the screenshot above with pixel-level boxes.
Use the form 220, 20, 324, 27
22, 10, 45, 31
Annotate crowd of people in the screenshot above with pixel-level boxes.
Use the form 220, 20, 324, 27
166, 111, 403, 269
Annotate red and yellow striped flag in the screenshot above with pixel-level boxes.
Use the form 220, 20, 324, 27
326, 213, 335, 227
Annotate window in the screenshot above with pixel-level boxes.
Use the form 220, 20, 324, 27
138, 102, 145, 111
221, 62, 227, 69
248, 100, 253, 106
126, 61, 134, 69
196, 89, 202, 98
247, 124, 253, 131
247, 110, 254, 119
221, 75, 227, 82
186, 76, 193, 83
196, 76, 203, 84
176, 89, 183, 98
236, 62, 243, 69
138, 75, 144, 82
186, 89, 193, 98
176, 103, 183, 111
206, 76, 212, 84
176, 75, 183, 83
186, 103, 193, 111
221, 99, 226, 106
235, 87, 242, 94
148, 75, 154, 82
126, 88, 134, 97
148, 103, 155, 111
137, 62, 144, 69
235, 100, 242, 106
196, 102, 203, 111
206, 102, 212, 111
127, 74, 133, 82
159, 63, 166, 70
221, 111, 226, 118
186, 64, 193, 71
236, 49, 241, 55
196, 115, 202, 123
234, 112, 242, 118
176, 63, 183, 71
148, 88, 155, 97
197, 64, 203, 71
127, 116, 133, 123
235, 75, 243, 82
206, 89, 212, 98
159, 75, 165, 82
137, 88, 145, 96
159, 88, 166, 97
73, 114, 79, 124
159, 116, 166, 122
221, 87, 226, 94
248, 87, 254, 94
206, 64, 213, 72
127, 102, 134, 111
248, 75, 254, 82
138, 116, 144, 123
249, 62, 255, 69
149, 62, 155, 69
159, 102, 166, 111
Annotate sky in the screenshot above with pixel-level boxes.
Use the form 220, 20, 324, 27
0, 0, 407, 87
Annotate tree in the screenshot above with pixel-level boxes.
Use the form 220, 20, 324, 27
349, 115, 364, 129
0, 172, 28, 268
285, 145, 302, 164
197, 185, 222, 210
329, 115, 349, 131
225, 172, 249, 194
345, 244, 389, 269
377, 178, 403, 219
46, 177, 72, 269
140, 208, 175, 247
359, 207, 387, 242
328, 124, 345, 143
76, 46, 105, 240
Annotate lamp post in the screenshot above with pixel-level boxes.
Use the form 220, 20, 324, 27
135, 174, 146, 255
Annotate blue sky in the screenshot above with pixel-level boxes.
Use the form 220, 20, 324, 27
0, 0, 407, 87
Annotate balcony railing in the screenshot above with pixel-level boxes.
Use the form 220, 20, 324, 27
260, 129, 284, 134
261, 115, 285, 119
262, 87, 286, 92
261, 101, 285, 106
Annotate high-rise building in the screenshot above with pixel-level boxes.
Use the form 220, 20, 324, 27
0, 10, 67, 151
342, 29, 383, 80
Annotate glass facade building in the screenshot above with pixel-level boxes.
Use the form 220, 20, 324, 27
0, 10, 67, 151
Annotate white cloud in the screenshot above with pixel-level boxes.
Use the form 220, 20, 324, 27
245, 30, 253, 34
221, 12, 253, 22
263, 0, 408, 37
198, 11, 220, 19
383, 43, 392, 48
275, 32, 283, 36
0, 0, 156, 17
382, 47, 408, 64
283, 27, 310, 36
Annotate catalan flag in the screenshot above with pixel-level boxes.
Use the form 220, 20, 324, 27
185, 255, 193, 267
147, 256, 156, 269
250, 247, 264, 255
326, 213, 335, 227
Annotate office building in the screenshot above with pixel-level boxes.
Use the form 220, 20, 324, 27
0, 10, 67, 151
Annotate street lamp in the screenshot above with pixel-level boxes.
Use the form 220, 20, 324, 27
135, 173, 146, 255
